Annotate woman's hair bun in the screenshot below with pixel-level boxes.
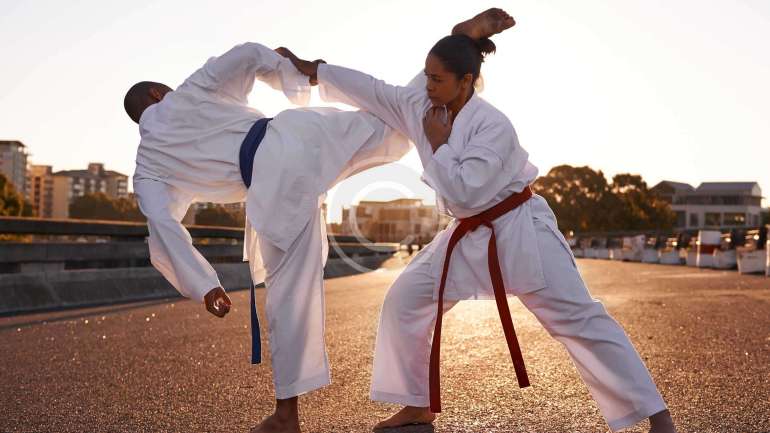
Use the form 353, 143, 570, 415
474, 37, 497, 57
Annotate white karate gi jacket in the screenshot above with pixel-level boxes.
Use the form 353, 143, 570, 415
318, 64, 573, 300
133, 43, 410, 302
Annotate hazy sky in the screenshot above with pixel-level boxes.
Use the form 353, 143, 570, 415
2, 0, 768, 221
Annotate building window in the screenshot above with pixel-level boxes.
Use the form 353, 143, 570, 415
723, 213, 746, 226
675, 211, 686, 228
689, 213, 699, 227
705, 212, 721, 226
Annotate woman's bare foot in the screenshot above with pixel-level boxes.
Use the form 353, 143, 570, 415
452, 8, 516, 40
648, 409, 677, 433
373, 406, 436, 430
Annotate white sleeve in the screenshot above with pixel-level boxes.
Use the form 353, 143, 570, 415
317, 64, 423, 139
329, 71, 427, 181
184, 42, 311, 106
422, 120, 516, 209
134, 178, 222, 303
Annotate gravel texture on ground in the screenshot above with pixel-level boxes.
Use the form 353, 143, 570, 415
1, 257, 768, 433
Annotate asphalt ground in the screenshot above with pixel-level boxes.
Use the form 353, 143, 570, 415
1, 256, 769, 433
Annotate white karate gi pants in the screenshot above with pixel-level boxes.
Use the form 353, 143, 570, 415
370, 217, 667, 432
257, 209, 330, 399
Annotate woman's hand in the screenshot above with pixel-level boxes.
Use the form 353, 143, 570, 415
275, 47, 325, 85
423, 106, 454, 152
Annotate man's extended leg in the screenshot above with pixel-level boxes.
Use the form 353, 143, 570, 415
251, 209, 329, 433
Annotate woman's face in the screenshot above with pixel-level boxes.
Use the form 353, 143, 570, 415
424, 53, 472, 108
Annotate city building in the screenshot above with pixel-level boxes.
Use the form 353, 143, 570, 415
652, 181, 764, 229
341, 198, 451, 243
26, 165, 71, 219
0, 140, 28, 196
193, 202, 245, 213
51, 163, 129, 218
192, 201, 244, 226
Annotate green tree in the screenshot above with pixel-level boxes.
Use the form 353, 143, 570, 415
0, 173, 33, 217
532, 165, 675, 232
610, 174, 675, 230
195, 206, 244, 227
532, 165, 621, 232
69, 193, 145, 222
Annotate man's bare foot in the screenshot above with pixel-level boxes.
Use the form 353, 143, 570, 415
251, 397, 301, 433
373, 406, 436, 430
452, 8, 515, 40
250, 412, 300, 433
648, 409, 677, 433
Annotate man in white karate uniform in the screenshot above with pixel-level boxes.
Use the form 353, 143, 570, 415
124, 42, 412, 433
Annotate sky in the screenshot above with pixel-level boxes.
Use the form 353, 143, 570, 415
1, 0, 768, 222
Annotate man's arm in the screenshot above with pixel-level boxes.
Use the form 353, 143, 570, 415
134, 178, 231, 317
183, 42, 312, 106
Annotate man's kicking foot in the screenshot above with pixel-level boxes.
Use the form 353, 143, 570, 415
373, 406, 435, 430
251, 397, 301, 433
452, 7, 515, 40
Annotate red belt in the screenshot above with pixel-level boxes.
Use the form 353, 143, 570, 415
429, 185, 533, 413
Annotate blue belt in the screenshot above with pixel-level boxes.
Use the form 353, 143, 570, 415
238, 117, 272, 365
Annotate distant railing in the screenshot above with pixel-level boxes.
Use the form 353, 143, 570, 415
0, 217, 389, 274
0, 217, 400, 314
0, 216, 360, 243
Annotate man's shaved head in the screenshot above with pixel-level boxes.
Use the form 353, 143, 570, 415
123, 81, 173, 123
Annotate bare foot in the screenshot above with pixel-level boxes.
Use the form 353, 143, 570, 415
373, 406, 436, 430
250, 412, 301, 433
648, 409, 677, 433
452, 8, 516, 40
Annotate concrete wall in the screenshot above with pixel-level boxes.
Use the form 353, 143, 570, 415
0, 218, 399, 315
0, 251, 395, 315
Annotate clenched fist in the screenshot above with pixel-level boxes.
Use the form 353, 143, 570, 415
204, 286, 232, 318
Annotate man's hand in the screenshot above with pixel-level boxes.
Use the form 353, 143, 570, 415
423, 106, 454, 152
204, 287, 231, 318
275, 47, 325, 85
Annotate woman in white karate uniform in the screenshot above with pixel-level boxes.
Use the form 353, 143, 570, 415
283, 8, 677, 433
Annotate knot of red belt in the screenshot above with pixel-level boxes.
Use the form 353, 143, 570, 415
456, 215, 488, 233
428, 186, 533, 413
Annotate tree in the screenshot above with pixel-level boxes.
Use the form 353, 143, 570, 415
0, 173, 33, 217
69, 193, 145, 222
532, 165, 621, 232
195, 206, 244, 227
610, 174, 675, 230
532, 165, 675, 232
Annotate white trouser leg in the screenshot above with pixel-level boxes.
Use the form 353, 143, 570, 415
518, 218, 667, 431
258, 210, 330, 399
370, 252, 456, 406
